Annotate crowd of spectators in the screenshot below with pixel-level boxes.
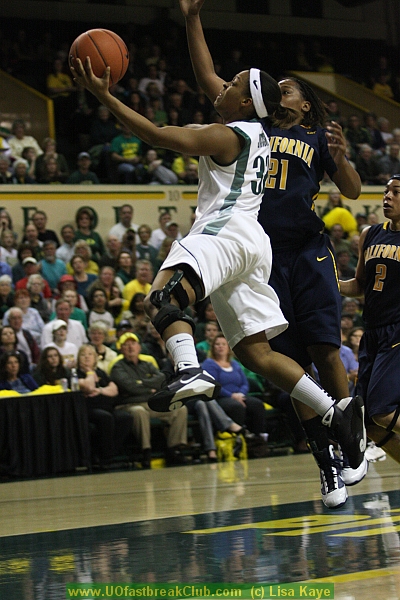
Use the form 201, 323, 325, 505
1, 18, 400, 183
0, 185, 383, 469
0, 204, 281, 469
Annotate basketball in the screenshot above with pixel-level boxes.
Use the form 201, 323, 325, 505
69, 29, 129, 86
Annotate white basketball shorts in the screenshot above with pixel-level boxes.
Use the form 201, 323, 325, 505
160, 213, 288, 349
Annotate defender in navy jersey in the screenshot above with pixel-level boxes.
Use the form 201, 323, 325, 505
341, 175, 400, 455
259, 78, 365, 508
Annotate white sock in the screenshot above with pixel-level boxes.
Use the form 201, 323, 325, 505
290, 373, 334, 417
166, 333, 200, 371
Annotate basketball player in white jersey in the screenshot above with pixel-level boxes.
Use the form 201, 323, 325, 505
71, 0, 366, 478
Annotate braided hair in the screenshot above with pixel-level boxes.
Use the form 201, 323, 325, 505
285, 77, 327, 127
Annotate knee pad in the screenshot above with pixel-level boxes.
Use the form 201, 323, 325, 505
152, 303, 196, 337
150, 266, 204, 311
150, 270, 189, 310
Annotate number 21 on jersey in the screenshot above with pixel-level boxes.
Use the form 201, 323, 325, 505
265, 158, 289, 190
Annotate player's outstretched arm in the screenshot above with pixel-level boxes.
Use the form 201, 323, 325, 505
179, 0, 225, 105
71, 57, 239, 161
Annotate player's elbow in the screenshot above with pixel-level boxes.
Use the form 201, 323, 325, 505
347, 182, 362, 200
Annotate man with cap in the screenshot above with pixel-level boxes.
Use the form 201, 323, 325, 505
41, 298, 88, 348
164, 221, 181, 243
56, 274, 88, 313
15, 257, 52, 299
66, 152, 100, 184
107, 319, 158, 371
110, 332, 188, 468
149, 211, 182, 251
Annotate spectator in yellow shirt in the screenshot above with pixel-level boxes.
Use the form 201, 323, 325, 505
122, 259, 153, 304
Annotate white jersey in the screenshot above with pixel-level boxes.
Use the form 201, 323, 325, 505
161, 117, 288, 348
190, 119, 270, 235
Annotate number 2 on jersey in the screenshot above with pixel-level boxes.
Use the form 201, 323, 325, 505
373, 263, 387, 292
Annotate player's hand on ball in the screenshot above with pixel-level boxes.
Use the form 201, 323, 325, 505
71, 57, 110, 99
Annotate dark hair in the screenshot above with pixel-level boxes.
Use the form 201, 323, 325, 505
0, 326, 17, 347
0, 350, 21, 380
194, 297, 218, 324
17, 242, 33, 262
259, 71, 282, 114
70, 254, 85, 268
129, 292, 146, 314
88, 285, 108, 308
37, 346, 68, 385
75, 207, 94, 227
245, 71, 300, 129
282, 77, 327, 127
11, 119, 25, 134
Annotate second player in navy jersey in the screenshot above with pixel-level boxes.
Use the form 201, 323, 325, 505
340, 175, 400, 461
259, 78, 364, 508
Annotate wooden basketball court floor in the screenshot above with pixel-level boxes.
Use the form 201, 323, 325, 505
1, 453, 400, 600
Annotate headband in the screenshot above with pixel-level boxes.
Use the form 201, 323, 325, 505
249, 68, 268, 118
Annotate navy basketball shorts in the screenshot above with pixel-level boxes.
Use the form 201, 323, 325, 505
356, 322, 400, 420
268, 233, 342, 368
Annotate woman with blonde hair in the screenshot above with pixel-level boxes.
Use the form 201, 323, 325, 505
87, 321, 117, 373
67, 240, 99, 276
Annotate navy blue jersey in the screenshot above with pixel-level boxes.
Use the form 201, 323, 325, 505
362, 222, 400, 329
258, 123, 337, 251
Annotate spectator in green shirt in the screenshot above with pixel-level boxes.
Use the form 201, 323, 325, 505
66, 152, 100, 184
110, 123, 144, 184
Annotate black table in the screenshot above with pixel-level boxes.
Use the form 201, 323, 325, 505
0, 391, 91, 478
